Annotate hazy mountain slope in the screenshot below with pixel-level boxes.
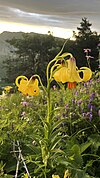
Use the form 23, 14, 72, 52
0, 31, 24, 80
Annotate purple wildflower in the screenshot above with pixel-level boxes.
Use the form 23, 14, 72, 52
75, 91, 78, 96
21, 101, 29, 106
77, 99, 82, 105
90, 92, 95, 101
65, 103, 69, 109
89, 112, 92, 121
88, 103, 91, 109
88, 79, 93, 83
85, 112, 92, 121
72, 98, 76, 104
84, 82, 87, 87
82, 112, 86, 117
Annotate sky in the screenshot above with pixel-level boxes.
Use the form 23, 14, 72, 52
0, 0, 100, 39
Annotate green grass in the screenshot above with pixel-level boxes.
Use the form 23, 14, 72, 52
0, 76, 100, 178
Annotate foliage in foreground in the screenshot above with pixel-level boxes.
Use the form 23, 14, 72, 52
0, 75, 100, 178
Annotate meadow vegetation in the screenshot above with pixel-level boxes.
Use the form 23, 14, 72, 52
0, 60, 100, 178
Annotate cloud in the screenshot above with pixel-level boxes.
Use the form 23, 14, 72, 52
0, 0, 100, 14
0, 0, 100, 32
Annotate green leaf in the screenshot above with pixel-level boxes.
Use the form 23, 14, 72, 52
69, 144, 83, 167
88, 134, 100, 148
50, 136, 62, 150
80, 141, 91, 154
51, 118, 67, 132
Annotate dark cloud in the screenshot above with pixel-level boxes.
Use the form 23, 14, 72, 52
0, 0, 100, 14
0, 0, 100, 32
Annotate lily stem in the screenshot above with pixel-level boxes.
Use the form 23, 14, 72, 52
33, 74, 47, 94
47, 79, 51, 123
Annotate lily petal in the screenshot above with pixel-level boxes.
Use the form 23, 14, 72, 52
26, 79, 39, 96
18, 79, 28, 95
53, 66, 69, 83
15, 76, 28, 87
80, 67, 92, 81
67, 58, 82, 82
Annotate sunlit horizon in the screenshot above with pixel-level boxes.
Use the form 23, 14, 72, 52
0, 21, 74, 39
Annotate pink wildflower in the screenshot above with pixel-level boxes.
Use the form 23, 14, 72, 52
86, 55, 94, 60
84, 49, 91, 53
21, 101, 29, 106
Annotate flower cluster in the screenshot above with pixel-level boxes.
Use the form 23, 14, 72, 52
15, 52, 92, 95
53, 57, 92, 89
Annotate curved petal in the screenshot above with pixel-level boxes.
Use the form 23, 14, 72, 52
15, 76, 28, 87
24, 79, 39, 96
28, 78, 38, 86
18, 79, 28, 94
80, 67, 92, 81
67, 59, 82, 82
53, 67, 62, 82
72, 70, 82, 82
53, 67, 69, 83
60, 67, 69, 83
27, 86, 39, 96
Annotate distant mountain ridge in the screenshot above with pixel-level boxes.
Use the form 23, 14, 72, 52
0, 31, 37, 80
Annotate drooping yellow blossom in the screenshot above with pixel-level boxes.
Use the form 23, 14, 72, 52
53, 57, 92, 89
4, 86, 13, 91
15, 75, 39, 96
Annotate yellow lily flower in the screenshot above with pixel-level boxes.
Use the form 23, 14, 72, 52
15, 75, 39, 96
53, 57, 92, 89
4, 86, 13, 91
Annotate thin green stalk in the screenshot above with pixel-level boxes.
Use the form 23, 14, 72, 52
33, 74, 47, 94
86, 52, 91, 69
47, 79, 51, 123
46, 40, 68, 82
44, 166, 47, 178
41, 41, 69, 176
46, 57, 58, 82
